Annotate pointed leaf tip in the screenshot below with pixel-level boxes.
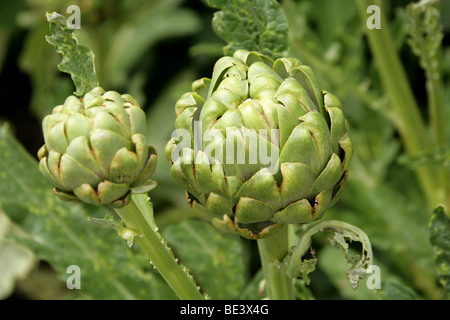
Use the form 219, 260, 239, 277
45, 11, 98, 97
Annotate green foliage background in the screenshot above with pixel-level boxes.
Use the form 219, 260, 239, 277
0, 0, 448, 300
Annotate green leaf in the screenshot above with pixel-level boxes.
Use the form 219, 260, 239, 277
378, 280, 419, 300
398, 144, 450, 170
0, 0, 27, 73
0, 210, 36, 299
293, 278, 316, 300
326, 177, 440, 299
429, 205, 450, 293
45, 12, 98, 97
317, 246, 379, 300
162, 219, 246, 299
103, 0, 201, 89
238, 269, 265, 300
88, 214, 139, 248
406, 0, 446, 149
318, 246, 419, 300
278, 220, 373, 290
0, 125, 175, 299
406, 0, 443, 78
206, 0, 290, 59
145, 68, 201, 206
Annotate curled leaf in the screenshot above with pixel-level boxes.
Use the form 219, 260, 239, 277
277, 220, 373, 289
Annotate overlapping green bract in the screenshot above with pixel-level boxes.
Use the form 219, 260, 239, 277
165, 50, 353, 239
38, 87, 157, 208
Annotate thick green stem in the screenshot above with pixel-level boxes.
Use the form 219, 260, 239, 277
425, 52, 446, 149
114, 197, 205, 300
410, 0, 449, 210
356, 0, 440, 208
426, 73, 449, 209
257, 225, 295, 300
427, 67, 450, 210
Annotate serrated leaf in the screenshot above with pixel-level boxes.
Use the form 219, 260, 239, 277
406, 0, 446, 148
326, 175, 440, 299
0, 125, 175, 299
206, 0, 290, 59
162, 219, 245, 299
429, 205, 450, 293
406, 0, 443, 76
317, 246, 379, 300
45, 12, 98, 97
289, 258, 317, 286
319, 246, 420, 300
328, 230, 371, 289
279, 220, 373, 290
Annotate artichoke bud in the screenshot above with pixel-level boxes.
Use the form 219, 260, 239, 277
38, 87, 157, 208
166, 50, 353, 239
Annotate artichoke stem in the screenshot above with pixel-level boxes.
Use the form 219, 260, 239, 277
114, 198, 205, 300
257, 225, 295, 300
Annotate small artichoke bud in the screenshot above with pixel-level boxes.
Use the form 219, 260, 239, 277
166, 50, 353, 239
38, 87, 157, 208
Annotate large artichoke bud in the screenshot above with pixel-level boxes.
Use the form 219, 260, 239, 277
165, 50, 353, 239
38, 87, 157, 208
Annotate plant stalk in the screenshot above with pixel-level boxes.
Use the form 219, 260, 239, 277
257, 225, 295, 300
410, 0, 449, 210
356, 0, 441, 209
114, 197, 205, 300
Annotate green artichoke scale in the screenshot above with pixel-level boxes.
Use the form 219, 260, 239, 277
166, 50, 353, 239
38, 87, 157, 208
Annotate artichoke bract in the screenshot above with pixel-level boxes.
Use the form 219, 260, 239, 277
38, 87, 157, 208
165, 50, 353, 239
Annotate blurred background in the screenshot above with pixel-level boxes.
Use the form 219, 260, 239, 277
0, 0, 449, 300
